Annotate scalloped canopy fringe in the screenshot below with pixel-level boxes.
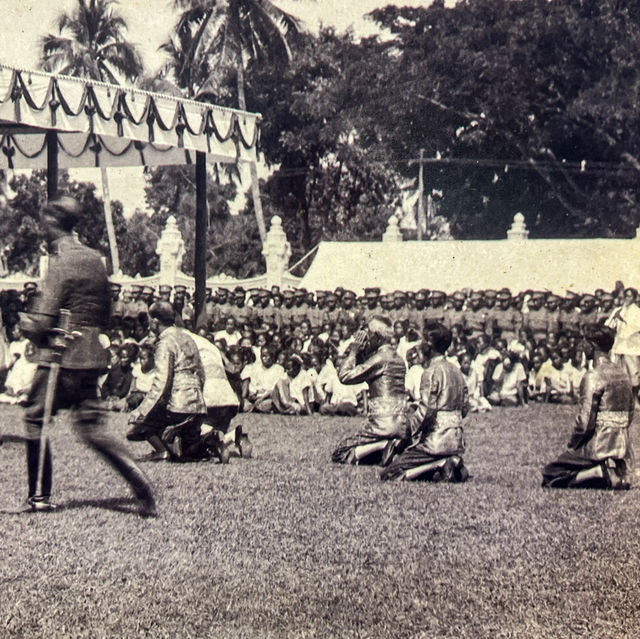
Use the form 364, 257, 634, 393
0, 64, 261, 168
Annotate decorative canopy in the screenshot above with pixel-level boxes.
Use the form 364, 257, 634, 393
0, 64, 261, 168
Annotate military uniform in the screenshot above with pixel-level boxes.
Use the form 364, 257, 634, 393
424, 291, 447, 326
559, 294, 581, 335
492, 291, 522, 341
110, 283, 125, 323
360, 288, 382, 324
464, 293, 489, 339
445, 291, 467, 332
20, 198, 154, 514
522, 293, 549, 343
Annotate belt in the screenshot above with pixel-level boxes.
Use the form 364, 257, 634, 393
435, 410, 463, 428
597, 410, 630, 429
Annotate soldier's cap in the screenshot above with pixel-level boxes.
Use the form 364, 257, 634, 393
393, 290, 406, 300
315, 290, 328, 299
142, 285, 155, 295
565, 291, 579, 300
24, 281, 38, 290
130, 284, 143, 293
484, 289, 497, 298
531, 291, 546, 300
233, 286, 245, 295
470, 291, 483, 300
405, 291, 415, 300
364, 287, 381, 297
206, 286, 212, 294
499, 287, 512, 295
452, 291, 466, 301
415, 291, 427, 301
334, 286, 345, 296
216, 287, 229, 296
270, 285, 280, 293
259, 289, 271, 298
343, 290, 356, 299
174, 285, 187, 294
272, 291, 283, 300
42, 195, 82, 231
545, 294, 561, 303
580, 294, 596, 303
418, 288, 430, 297
431, 290, 446, 299
496, 291, 511, 300
158, 285, 172, 294
601, 292, 614, 301
294, 289, 306, 298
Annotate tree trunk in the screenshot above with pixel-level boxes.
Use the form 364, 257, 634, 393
100, 167, 120, 274
237, 64, 267, 243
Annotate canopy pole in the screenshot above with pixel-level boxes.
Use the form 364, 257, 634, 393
46, 131, 58, 200
194, 151, 208, 323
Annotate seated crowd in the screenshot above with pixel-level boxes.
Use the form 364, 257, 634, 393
0, 280, 628, 421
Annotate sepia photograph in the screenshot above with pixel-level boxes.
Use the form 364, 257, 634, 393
0, 1, 639, 637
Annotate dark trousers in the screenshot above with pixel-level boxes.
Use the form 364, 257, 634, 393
24, 366, 153, 503
541, 450, 612, 488
126, 408, 203, 450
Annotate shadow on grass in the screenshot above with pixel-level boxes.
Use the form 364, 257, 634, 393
62, 496, 141, 515
0, 497, 143, 517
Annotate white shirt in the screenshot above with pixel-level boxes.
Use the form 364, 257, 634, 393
190, 333, 239, 407
405, 364, 424, 401
242, 361, 285, 395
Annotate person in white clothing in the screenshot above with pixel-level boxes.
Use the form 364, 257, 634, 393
273, 353, 313, 415
607, 286, 640, 395
213, 317, 242, 349
241, 344, 285, 413
187, 332, 251, 461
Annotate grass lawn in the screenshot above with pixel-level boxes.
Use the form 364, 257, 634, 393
1, 403, 640, 638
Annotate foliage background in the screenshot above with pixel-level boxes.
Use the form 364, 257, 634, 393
3, 0, 640, 276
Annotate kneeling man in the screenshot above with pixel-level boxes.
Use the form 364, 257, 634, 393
127, 302, 206, 461
541, 324, 633, 489
381, 324, 469, 482
331, 317, 409, 465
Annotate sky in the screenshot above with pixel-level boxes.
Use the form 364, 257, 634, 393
0, 0, 442, 216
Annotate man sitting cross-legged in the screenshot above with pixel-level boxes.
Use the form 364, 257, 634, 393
381, 324, 470, 482
331, 316, 410, 466
541, 324, 634, 490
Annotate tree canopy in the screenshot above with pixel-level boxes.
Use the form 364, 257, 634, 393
5, 0, 640, 277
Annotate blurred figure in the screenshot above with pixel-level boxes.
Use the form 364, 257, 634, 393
19, 196, 155, 516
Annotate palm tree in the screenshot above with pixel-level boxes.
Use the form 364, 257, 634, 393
167, 0, 302, 242
40, 0, 144, 274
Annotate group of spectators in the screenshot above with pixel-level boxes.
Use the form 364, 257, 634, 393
0, 280, 637, 422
